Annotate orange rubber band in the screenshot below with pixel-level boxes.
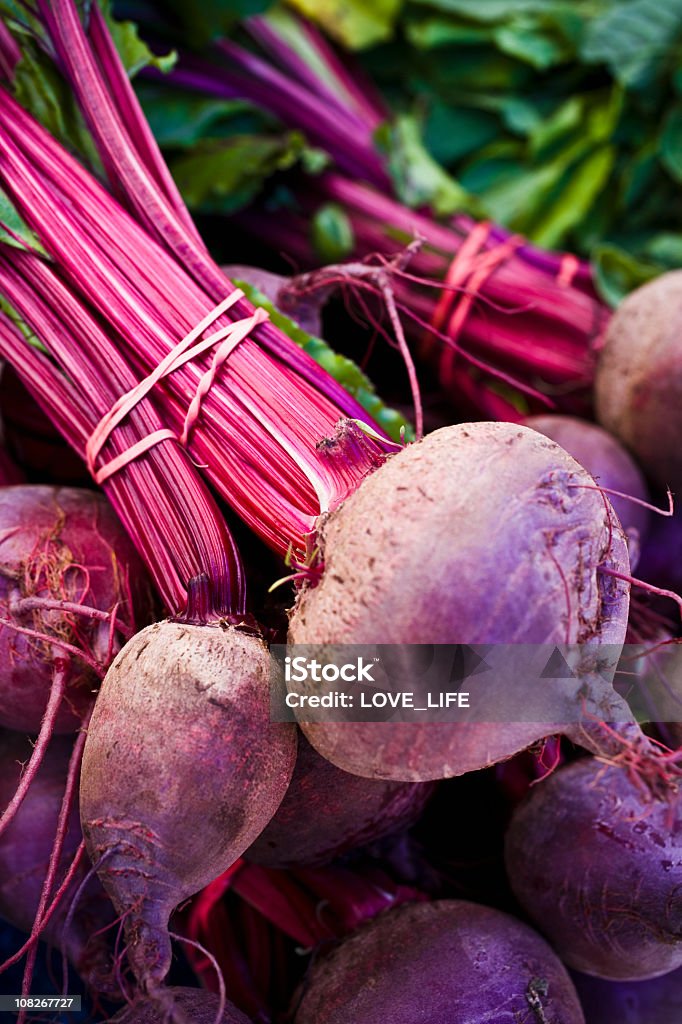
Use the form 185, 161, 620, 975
431, 222, 492, 334
86, 290, 269, 484
431, 228, 523, 389
557, 253, 579, 288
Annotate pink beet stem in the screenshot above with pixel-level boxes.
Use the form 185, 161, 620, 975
9, 596, 133, 637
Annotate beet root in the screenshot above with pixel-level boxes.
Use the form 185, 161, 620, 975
80, 620, 297, 991
572, 965, 682, 1024
293, 899, 585, 1023
246, 731, 434, 867
505, 756, 682, 980
107, 986, 250, 1024
0, 485, 153, 733
595, 270, 682, 493
289, 422, 632, 781
524, 414, 650, 555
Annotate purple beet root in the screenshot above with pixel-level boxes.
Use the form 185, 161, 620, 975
246, 732, 434, 867
108, 987, 250, 1023
289, 422, 632, 781
0, 731, 116, 992
637, 507, 682, 596
80, 621, 297, 992
572, 966, 682, 1024
595, 270, 682, 494
0, 485, 153, 733
293, 900, 586, 1023
505, 756, 682, 980
524, 414, 650, 559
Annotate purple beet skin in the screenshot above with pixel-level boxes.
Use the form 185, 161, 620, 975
294, 900, 585, 1023
524, 414, 650, 558
505, 756, 682, 980
290, 422, 633, 781
0, 485, 153, 733
247, 731, 434, 867
107, 987, 251, 1023
572, 966, 682, 1024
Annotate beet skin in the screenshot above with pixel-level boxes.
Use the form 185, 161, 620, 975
595, 270, 682, 493
107, 986, 250, 1023
294, 900, 585, 1023
247, 731, 434, 867
0, 485, 153, 733
524, 414, 650, 550
80, 620, 297, 991
289, 422, 632, 780
505, 756, 682, 980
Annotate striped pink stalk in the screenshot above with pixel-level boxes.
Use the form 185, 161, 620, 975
168, 11, 609, 416
0, 5, 389, 564
0, 245, 245, 619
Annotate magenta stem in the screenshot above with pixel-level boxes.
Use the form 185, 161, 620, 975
10, 596, 133, 637
87, 5, 200, 240
0, 616, 105, 675
247, 13, 385, 127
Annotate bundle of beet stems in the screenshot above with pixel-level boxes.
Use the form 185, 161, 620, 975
167, 9, 610, 421
0, 4, 679, 1023
0, 0, 411, 1015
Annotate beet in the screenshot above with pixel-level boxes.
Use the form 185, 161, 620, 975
246, 732, 434, 867
595, 270, 682, 493
572, 966, 682, 1023
293, 900, 585, 1023
637, 507, 682, 595
505, 756, 682, 980
80, 620, 297, 991
0, 485, 153, 733
524, 414, 650, 554
289, 422, 632, 781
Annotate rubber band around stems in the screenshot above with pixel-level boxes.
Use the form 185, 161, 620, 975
556, 253, 580, 288
86, 290, 269, 485
430, 221, 492, 334
427, 223, 524, 390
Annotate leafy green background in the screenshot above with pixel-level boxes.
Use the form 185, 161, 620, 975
117, 0, 682, 303
357, 0, 682, 303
